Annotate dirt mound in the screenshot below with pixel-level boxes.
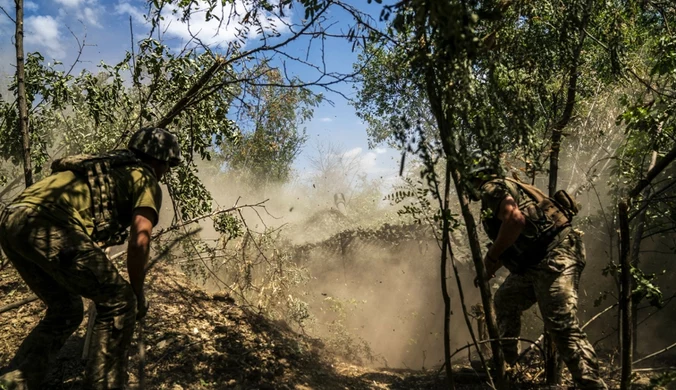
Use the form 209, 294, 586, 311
0, 262, 453, 389
1, 261, 669, 390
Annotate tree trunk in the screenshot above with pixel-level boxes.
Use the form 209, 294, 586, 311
629, 149, 658, 357
619, 201, 632, 390
14, 0, 32, 187
442, 160, 494, 389
440, 160, 455, 389
451, 169, 507, 389
546, 25, 586, 383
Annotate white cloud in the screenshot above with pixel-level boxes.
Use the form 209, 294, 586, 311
361, 151, 378, 171
116, 1, 146, 24
55, 0, 103, 27
343, 147, 362, 159
24, 1, 39, 11
55, 0, 84, 7
161, 0, 291, 48
319, 117, 333, 122
340, 146, 396, 177
25, 15, 66, 59
115, 0, 292, 49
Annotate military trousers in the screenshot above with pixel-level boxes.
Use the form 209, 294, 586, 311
494, 231, 607, 389
0, 205, 137, 389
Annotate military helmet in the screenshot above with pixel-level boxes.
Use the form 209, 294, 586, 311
467, 149, 502, 181
127, 127, 182, 167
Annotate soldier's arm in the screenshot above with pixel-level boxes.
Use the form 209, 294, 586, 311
127, 207, 156, 302
486, 195, 525, 261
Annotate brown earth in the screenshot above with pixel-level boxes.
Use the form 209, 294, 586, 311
0, 261, 670, 390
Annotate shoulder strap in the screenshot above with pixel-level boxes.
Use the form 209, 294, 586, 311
51, 149, 141, 174
503, 177, 547, 203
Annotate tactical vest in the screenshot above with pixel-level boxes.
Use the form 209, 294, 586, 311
481, 178, 579, 269
50, 149, 149, 247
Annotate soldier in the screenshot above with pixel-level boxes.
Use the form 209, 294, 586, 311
467, 151, 607, 389
0, 127, 181, 389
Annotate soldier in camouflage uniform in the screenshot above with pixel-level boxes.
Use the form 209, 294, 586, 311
467, 152, 607, 389
0, 128, 181, 389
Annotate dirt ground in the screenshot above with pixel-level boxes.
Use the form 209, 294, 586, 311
0, 261, 672, 389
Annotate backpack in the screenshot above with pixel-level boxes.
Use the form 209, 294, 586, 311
481, 178, 580, 272
51, 149, 144, 247
504, 177, 580, 226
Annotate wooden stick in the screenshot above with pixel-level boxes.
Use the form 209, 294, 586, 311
633, 367, 676, 372
619, 201, 632, 390
0, 295, 38, 314
138, 318, 146, 389
81, 302, 97, 360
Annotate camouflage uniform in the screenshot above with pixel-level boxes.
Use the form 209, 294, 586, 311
0, 152, 163, 389
480, 178, 607, 390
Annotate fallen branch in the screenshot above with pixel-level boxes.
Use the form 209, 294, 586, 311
633, 367, 676, 372
0, 295, 38, 315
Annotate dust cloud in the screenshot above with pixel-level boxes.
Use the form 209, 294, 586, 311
150, 159, 487, 370
157, 125, 676, 371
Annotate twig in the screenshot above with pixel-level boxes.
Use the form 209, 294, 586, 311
583, 303, 619, 331
633, 367, 676, 372
81, 302, 97, 360
516, 303, 617, 362
450, 337, 545, 361
0, 295, 38, 314
138, 319, 146, 389
110, 200, 269, 262
0, 4, 15, 23
633, 341, 676, 366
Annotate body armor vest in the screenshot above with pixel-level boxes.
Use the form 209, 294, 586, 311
50, 149, 147, 247
481, 178, 579, 271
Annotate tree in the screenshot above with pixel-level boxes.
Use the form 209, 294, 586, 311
13, 0, 31, 187
220, 67, 321, 189
352, 0, 642, 387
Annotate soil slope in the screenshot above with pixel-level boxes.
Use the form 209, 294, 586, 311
0, 261, 667, 389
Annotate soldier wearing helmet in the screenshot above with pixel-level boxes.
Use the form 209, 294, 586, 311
468, 150, 607, 390
0, 127, 181, 389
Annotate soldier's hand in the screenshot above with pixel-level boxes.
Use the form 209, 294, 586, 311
137, 294, 149, 321
483, 253, 500, 278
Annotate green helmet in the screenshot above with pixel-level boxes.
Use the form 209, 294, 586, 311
468, 149, 500, 180
465, 149, 501, 202
127, 127, 182, 167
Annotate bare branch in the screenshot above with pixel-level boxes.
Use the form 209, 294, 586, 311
0, 4, 15, 23
109, 200, 269, 262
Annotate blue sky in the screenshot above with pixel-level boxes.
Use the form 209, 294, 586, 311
0, 0, 402, 188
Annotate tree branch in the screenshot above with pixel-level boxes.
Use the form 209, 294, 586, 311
628, 144, 676, 198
